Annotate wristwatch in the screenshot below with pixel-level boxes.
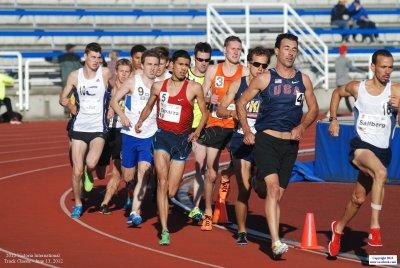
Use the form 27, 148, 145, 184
329, 116, 337, 122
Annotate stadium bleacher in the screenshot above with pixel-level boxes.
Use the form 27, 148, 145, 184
0, 0, 399, 119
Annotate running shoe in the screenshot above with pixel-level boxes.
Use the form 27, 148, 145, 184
328, 221, 343, 257
71, 205, 83, 219
159, 230, 170, 245
368, 228, 383, 247
188, 207, 203, 221
83, 169, 94, 192
99, 204, 111, 215
201, 215, 213, 231
272, 240, 289, 258
127, 212, 142, 226
236, 232, 248, 245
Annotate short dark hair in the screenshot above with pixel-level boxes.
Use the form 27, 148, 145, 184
141, 49, 160, 64
194, 42, 212, 56
372, 49, 393, 65
275, 33, 298, 48
224, 36, 242, 47
247, 46, 271, 65
153, 46, 170, 61
85, 42, 102, 54
130, 44, 146, 57
171, 50, 191, 63
116, 58, 132, 72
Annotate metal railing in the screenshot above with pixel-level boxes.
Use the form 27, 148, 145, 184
0, 51, 24, 111
207, 3, 329, 89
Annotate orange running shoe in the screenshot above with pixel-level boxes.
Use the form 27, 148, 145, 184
201, 215, 213, 231
368, 228, 383, 247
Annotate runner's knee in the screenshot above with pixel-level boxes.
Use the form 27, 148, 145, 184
374, 169, 387, 182
351, 193, 366, 207
85, 160, 97, 170
266, 182, 280, 199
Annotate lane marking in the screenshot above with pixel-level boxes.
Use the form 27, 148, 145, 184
0, 146, 67, 155
0, 164, 69, 181
60, 189, 223, 268
0, 140, 66, 148
0, 153, 68, 164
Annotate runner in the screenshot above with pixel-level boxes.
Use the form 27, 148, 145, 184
154, 46, 172, 82
130, 44, 147, 74
327, 49, 400, 257
135, 50, 208, 245
217, 46, 270, 244
59, 42, 112, 219
97, 58, 132, 214
200, 35, 246, 231
236, 33, 319, 257
108, 50, 160, 225
185, 42, 212, 221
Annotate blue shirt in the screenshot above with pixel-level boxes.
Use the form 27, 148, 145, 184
255, 68, 306, 132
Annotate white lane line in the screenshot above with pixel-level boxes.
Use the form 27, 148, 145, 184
60, 189, 223, 268
0, 140, 66, 148
0, 248, 59, 268
0, 146, 67, 155
3, 135, 66, 142
0, 153, 68, 164
0, 164, 69, 181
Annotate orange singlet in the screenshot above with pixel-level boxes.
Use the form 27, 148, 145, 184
207, 62, 243, 129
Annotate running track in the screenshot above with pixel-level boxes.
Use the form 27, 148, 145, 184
0, 121, 398, 267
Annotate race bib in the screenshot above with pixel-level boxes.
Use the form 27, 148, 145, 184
295, 92, 304, 106
80, 98, 101, 114
159, 102, 182, 123
215, 76, 225, 88
237, 118, 256, 135
357, 113, 388, 134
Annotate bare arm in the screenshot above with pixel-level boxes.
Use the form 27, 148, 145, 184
59, 71, 77, 107
103, 67, 114, 88
189, 82, 209, 141
216, 78, 240, 119
202, 65, 217, 102
237, 72, 270, 144
390, 83, 400, 125
329, 80, 359, 136
135, 82, 160, 133
291, 74, 319, 140
110, 77, 134, 127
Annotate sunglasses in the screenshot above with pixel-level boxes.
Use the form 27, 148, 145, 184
251, 62, 268, 69
196, 57, 211, 63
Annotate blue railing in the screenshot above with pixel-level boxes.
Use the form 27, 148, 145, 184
0, 8, 399, 17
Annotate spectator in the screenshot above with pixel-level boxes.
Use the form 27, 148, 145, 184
331, 0, 353, 42
348, 0, 380, 43
0, 72, 22, 124
45, 44, 82, 88
335, 44, 362, 112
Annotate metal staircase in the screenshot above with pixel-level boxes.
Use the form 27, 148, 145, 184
207, 3, 328, 89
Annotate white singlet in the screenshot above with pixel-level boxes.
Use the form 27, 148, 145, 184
121, 74, 158, 138
354, 80, 396, 149
73, 66, 108, 133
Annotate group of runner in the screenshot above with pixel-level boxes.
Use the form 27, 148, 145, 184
59, 33, 400, 258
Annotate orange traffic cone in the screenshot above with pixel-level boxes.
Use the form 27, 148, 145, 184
300, 213, 324, 250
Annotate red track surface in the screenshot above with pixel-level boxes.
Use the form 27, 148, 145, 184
0, 120, 398, 267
